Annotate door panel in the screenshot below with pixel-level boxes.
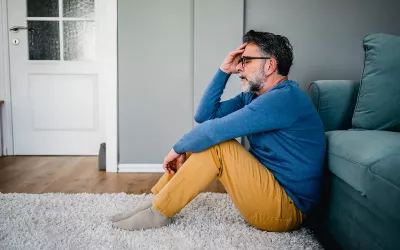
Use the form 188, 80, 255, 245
29, 74, 97, 130
8, 0, 106, 155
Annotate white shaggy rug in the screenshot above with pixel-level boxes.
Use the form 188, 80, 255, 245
0, 192, 323, 250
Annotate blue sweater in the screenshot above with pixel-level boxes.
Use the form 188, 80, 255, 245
173, 69, 326, 213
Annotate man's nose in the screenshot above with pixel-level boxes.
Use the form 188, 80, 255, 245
236, 63, 243, 72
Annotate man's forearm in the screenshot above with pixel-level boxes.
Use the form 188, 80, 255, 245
194, 69, 230, 123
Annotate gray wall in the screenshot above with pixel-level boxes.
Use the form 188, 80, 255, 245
118, 0, 244, 164
118, 0, 193, 164
118, 0, 400, 164
245, 0, 400, 90
193, 0, 244, 145
194, 0, 244, 114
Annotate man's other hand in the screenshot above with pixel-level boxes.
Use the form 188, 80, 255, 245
220, 42, 248, 74
163, 149, 185, 174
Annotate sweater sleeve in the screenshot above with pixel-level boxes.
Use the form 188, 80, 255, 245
194, 69, 245, 123
173, 88, 299, 153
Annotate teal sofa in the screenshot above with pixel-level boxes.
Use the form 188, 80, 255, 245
307, 33, 400, 250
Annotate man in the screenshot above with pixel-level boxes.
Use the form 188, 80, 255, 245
110, 30, 326, 232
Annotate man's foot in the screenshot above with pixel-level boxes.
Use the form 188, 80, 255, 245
109, 199, 153, 222
112, 206, 171, 231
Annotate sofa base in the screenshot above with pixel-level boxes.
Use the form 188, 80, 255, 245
311, 174, 399, 250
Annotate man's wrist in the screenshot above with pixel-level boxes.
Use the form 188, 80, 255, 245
173, 144, 182, 155
219, 67, 230, 74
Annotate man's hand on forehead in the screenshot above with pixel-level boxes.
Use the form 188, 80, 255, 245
220, 42, 248, 74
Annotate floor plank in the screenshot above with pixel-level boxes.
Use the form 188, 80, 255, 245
0, 156, 226, 194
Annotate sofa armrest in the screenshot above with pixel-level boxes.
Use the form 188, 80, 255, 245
308, 80, 360, 132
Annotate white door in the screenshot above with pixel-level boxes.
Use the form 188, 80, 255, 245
7, 0, 111, 155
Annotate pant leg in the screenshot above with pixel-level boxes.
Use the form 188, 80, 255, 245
151, 140, 303, 232
151, 152, 192, 195
214, 140, 303, 232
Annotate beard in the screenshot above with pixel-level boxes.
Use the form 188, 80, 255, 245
240, 64, 265, 93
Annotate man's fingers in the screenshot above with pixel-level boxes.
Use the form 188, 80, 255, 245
163, 162, 173, 174
163, 163, 169, 174
228, 50, 244, 60
167, 166, 174, 174
236, 42, 248, 50
230, 48, 245, 56
164, 161, 177, 174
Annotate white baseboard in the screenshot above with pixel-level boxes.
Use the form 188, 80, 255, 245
118, 164, 164, 173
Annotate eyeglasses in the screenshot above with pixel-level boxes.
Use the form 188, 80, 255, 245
238, 56, 271, 68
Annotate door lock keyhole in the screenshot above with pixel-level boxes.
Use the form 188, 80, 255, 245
12, 39, 20, 45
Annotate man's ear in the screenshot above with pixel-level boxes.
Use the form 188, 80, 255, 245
265, 58, 278, 75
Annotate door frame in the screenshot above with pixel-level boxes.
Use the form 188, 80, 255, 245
0, 0, 13, 156
0, 0, 118, 172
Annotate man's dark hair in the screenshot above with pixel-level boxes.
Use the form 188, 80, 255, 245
243, 30, 293, 76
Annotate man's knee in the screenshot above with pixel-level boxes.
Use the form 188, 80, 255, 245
206, 139, 241, 157
218, 139, 241, 148
195, 139, 240, 155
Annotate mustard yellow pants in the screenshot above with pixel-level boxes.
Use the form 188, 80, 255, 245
151, 139, 303, 232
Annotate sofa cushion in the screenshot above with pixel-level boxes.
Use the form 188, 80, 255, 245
352, 33, 400, 132
309, 80, 359, 132
326, 130, 400, 219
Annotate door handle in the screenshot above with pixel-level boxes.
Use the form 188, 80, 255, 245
10, 26, 35, 33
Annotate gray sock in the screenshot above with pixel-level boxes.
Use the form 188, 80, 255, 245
112, 206, 171, 231
109, 199, 153, 222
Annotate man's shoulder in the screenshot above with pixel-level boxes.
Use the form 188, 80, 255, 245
258, 82, 298, 102
240, 92, 258, 105
272, 80, 311, 103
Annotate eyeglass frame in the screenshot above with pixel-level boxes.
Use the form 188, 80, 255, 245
238, 56, 272, 68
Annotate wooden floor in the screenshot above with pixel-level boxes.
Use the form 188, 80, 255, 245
0, 156, 226, 194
